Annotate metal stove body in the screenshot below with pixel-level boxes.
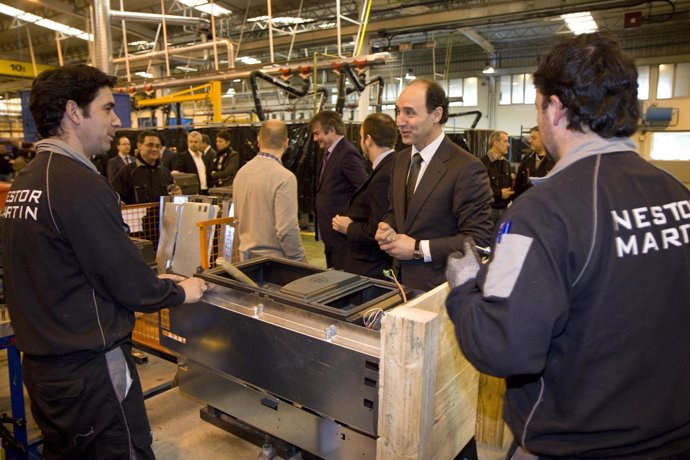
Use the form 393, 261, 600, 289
160, 257, 415, 459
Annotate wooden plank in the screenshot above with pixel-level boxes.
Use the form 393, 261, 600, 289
378, 282, 480, 459
475, 373, 509, 447
377, 306, 439, 459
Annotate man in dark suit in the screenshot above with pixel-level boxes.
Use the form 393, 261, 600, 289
332, 113, 396, 280
173, 130, 213, 194
107, 135, 134, 181
200, 133, 217, 163
311, 111, 369, 269
375, 79, 492, 291
513, 125, 555, 199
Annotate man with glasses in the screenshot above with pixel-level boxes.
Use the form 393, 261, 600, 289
112, 131, 179, 204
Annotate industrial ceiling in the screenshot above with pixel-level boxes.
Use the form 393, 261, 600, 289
1, 0, 690, 94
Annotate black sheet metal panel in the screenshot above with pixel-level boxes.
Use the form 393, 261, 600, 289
179, 361, 377, 460
199, 257, 408, 321
161, 286, 381, 436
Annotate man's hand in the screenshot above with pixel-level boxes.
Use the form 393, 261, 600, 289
501, 187, 514, 200
445, 240, 481, 288
178, 277, 208, 303
375, 222, 397, 245
379, 233, 416, 260
332, 215, 352, 234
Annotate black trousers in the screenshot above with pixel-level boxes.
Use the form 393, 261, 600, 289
22, 342, 155, 460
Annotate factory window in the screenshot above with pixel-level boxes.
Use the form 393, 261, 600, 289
674, 63, 690, 97
447, 77, 478, 107
499, 73, 535, 105
637, 66, 650, 100
656, 63, 690, 99
650, 132, 690, 161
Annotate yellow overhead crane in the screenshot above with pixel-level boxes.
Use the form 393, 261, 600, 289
135, 81, 222, 123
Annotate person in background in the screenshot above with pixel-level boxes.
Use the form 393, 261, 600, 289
513, 126, 555, 199
375, 78, 492, 291
111, 130, 179, 204
481, 130, 514, 231
107, 135, 134, 181
2, 64, 207, 460
160, 143, 177, 171
200, 133, 217, 163
173, 130, 212, 194
310, 110, 369, 269
233, 119, 307, 263
210, 129, 240, 188
332, 113, 396, 279
445, 31, 690, 459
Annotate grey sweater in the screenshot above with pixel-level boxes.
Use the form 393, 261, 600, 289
233, 155, 307, 262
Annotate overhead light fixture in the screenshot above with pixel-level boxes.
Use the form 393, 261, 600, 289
482, 63, 495, 74
178, 0, 231, 17
404, 68, 416, 80
135, 71, 154, 78
248, 16, 309, 26
175, 65, 198, 72
0, 3, 92, 40
237, 56, 261, 65
561, 12, 598, 35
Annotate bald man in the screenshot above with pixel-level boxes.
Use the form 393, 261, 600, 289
233, 120, 307, 262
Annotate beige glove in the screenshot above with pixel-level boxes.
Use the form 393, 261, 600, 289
445, 239, 481, 289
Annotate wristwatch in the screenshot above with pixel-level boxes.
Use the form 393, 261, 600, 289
413, 239, 422, 260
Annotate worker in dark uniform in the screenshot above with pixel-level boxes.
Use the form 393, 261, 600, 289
111, 130, 179, 204
2, 64, 207, 460
445, 32, 690, 459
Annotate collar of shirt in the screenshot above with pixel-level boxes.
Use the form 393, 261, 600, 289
257, 152, 282, 165
531, 136, 637, 186
327, 136, 345, 154
372, 149, 394, 170
412, 131, 445, 166
486, 149, 504, 162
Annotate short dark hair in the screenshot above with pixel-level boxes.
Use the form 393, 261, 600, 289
137, 131, 161, 144
216, 130, 231, 142
309, 111, 345, 135
201, 133, 211, 144
117, 135, 130, 145
532, 31, 639, 138
530, 126, 539, 133
412, 79, 450, 125
362, 113, 397, 149
29, 64, 117, 139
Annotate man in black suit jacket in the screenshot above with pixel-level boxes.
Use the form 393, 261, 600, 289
513, 126, 555, 199
173, 130, 213, 194
332, 113, 396, 280
200, 133, 218, 163
311, 111, 369, 269
107, 135, 134, 181
376, 79, 492, 291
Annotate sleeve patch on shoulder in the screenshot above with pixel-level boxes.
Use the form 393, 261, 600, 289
483, 233, 533, 298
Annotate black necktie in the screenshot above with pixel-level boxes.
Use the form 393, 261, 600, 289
406, 153, 422, 211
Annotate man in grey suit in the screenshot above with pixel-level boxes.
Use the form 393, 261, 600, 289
376, 78, 492, 291
311, 111, 369, 269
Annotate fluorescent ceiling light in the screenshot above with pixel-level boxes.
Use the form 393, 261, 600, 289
482, 63, 495, 74
237, 56, 261, 65
178, 0, 231, 17
0, 3, 92, 40
248, 16, 309, 25
136, 71, 154, 78
561, 12, 598, 35
176, 66, 198, 72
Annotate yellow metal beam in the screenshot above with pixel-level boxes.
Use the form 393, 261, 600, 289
0, 60, 53, 78
135, 81, 223, 122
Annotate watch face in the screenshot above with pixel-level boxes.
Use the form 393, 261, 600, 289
413, 250, 421, 260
